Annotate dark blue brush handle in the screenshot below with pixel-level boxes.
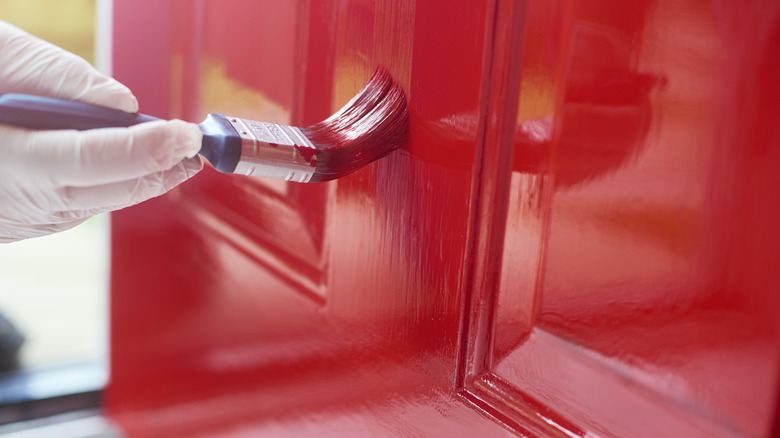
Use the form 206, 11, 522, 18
0, 93, 160, 129
0, 93, 242, 173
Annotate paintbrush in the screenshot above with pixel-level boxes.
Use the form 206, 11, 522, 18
0, 68, 407, 182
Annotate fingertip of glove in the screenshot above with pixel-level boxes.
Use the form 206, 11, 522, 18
122, 120, 203, 173
169, 120, 204, 158
103, 82, 139, 113
124, 92, 140, 113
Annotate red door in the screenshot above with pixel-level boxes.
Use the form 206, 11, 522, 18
108, 1, 780, 437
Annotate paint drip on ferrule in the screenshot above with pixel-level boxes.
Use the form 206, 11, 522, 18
227, 116, 317, 183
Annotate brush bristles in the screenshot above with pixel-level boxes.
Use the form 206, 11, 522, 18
301, 68, 408, 182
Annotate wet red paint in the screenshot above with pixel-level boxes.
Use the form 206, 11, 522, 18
110, 1, 780, 437
302, 68, 408, 182
293, 144, 316, 163
268, 142, 278, 148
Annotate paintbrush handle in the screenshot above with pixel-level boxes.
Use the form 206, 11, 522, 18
0, 93, 160, 129
0, 93, 245, 174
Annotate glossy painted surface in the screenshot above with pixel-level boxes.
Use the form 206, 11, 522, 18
109, 0, 780, 437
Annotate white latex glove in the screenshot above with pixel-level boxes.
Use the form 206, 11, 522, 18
0, 21, 203, 242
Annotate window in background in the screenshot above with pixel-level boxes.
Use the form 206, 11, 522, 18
0, 0, 112, 426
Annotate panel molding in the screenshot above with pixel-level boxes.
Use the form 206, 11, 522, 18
170, 0, 332, 307
176, 184, 328, 306
461, 373, 585, 438
455, 0, 529, 387
452, 0, 586, 436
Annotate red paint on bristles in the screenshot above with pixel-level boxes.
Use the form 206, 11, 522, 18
301, 68, 408, 182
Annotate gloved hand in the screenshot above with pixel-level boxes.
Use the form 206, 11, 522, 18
0, 21, 203, 243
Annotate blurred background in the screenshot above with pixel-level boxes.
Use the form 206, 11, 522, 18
0, 1, 117, 436
0, 0, 106, 372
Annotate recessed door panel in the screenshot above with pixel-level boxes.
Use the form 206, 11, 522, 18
461, 1, 780, 438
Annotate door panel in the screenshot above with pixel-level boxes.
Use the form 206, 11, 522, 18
461, 1, 780, 438
109, 0, 780, 437
109, 0, 510, 436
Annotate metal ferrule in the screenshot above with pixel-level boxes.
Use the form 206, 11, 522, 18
227, 116, 317, 183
